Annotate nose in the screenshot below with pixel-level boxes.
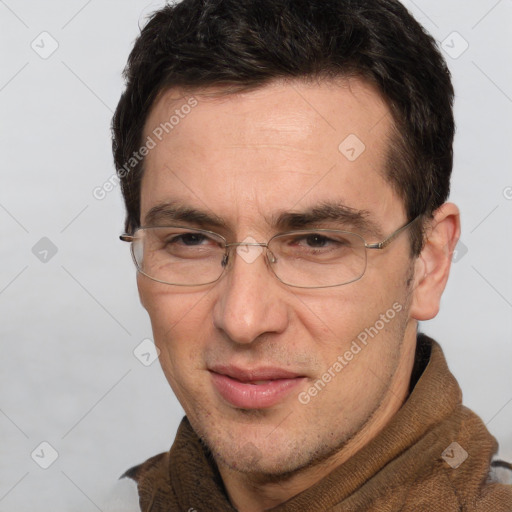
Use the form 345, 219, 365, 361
212, 244, 289, 345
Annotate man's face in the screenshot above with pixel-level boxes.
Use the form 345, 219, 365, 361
138, 78, 421, 476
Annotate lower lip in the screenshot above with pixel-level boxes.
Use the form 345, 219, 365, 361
210, 372, 306, 409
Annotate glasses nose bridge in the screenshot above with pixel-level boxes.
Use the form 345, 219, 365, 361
223, 241, 276, 268
225, 241, 269, 249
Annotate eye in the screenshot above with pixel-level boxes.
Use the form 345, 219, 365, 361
292, 233, 351, 249
151, 229, 225, 261
148, 228, 224, 254
273, 231, 356, 263
169, 232, 210, 246
302, 234, 334, 248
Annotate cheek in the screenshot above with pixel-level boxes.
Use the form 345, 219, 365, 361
139, 276, 209, 327
140, 284, 217, 415
294, 288, 369, 344
294, 274, 407, 363
138, 278, 212, 369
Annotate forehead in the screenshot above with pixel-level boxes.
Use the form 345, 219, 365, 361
140, 77, 402, 233
144, 77, 391, 148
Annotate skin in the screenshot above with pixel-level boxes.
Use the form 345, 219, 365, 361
137, 77, 460, 511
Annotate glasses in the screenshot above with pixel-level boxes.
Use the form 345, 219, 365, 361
120, 216, 420, 289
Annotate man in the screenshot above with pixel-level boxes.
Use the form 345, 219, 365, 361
111, 0, 512, 510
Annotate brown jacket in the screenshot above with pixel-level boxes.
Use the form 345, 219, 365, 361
123, 334, 512, 511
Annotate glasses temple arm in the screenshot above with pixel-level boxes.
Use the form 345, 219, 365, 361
366, 215, 422, 250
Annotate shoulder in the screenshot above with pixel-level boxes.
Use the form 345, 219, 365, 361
490, 457, 512, 485
121, 451, 170, 484
115, 452, 174, 511
102, 476, 140, 512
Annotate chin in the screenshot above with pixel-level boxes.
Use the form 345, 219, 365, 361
204, 429, 311, 477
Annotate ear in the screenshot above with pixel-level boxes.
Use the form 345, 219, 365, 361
409, 202, 460, 321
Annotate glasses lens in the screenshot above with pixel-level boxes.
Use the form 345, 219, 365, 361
268, 230, 367, 288
131, 227, 226, 286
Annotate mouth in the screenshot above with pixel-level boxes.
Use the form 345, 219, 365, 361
208, 365, 307, 409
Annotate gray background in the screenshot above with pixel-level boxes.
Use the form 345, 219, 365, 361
1, 0, 511, 510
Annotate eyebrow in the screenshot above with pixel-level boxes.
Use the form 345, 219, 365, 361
143, 200, 383, 238
271, 202, 384, 238
143, 202, 228, 230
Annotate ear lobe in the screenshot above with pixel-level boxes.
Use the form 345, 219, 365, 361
409, 202, 461, 321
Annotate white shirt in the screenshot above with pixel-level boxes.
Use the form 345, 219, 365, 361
102, 477, 140, 512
